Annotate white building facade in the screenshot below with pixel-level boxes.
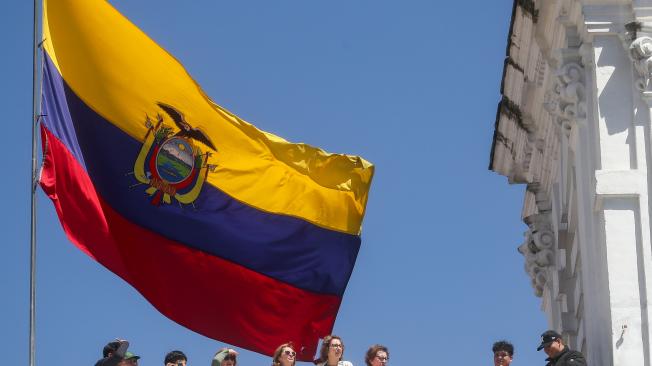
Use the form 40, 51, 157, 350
490, 0, 652, 364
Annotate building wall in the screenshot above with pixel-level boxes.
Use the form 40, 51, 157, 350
490, 1, 652, 365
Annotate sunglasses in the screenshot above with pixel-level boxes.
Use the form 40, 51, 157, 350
283, 350, 296, 357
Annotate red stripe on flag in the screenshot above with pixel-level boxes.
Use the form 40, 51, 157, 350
39, 125, 340, 359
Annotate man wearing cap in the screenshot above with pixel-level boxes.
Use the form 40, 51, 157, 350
537, 330, 586, 366
120, 352, 141, 366
95, 340, 141, 366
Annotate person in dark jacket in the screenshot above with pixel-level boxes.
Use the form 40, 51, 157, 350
94, 339, 135, 366
537, 330, 586, 366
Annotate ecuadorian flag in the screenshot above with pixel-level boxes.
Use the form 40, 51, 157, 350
39, 0, 374, 358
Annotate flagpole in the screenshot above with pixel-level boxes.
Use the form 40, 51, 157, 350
30, 0, 41, 364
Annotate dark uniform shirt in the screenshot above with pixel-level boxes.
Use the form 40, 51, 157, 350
545, 347, 587, 366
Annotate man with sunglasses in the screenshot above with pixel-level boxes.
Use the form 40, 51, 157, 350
537, 330, 586, 366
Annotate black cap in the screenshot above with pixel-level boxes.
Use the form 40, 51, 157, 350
103, 342, 121, 358
537, 330, 562, 351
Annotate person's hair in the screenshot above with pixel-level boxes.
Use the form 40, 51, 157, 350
218, 348, 237, 365
365, 345, 389, 366
103, 341, 121, 358
164, 350, 187, 365
492, 340, 514, 357
314, 335, 344, 365
272, 342, 296, 366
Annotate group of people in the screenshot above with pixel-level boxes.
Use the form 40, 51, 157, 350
93, 335, 389, 366
94, 328, 586, 366
494, 330, 587, 366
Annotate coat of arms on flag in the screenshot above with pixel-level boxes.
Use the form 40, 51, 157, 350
133, 103, 217, 206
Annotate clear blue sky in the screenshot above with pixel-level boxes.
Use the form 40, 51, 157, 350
2, 1, 547, 365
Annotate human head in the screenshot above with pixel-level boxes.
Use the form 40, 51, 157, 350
165, 350, 188, 366
212, 348, 237, 366
365, 345, 389, 366
492, 340, 514, 366
272, 342, 296, 366
103, 341, 122, 358
315, 335, 345, 364
537, 330, 565, 358
118, 352, 140, 366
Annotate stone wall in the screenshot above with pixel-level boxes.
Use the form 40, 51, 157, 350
490, 1, 652, 364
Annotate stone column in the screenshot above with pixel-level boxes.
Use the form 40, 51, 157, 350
583, 5, 652, 365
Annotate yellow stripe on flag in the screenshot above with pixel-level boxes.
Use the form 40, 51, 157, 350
43, 0, 374, 234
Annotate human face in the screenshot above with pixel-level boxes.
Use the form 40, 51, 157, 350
328, 339, 343, 362
221, 361, 235, 366
279, 347, 296, 366
493, 351, 512, 366
543, 339, 564, 358
370, 351, 388, 366
166, 360, 187, 366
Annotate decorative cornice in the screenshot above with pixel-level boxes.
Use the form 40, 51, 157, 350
629, 36, 652, 91
518, 212, 556, 297
579, 43, 594, 71
543, 61, 586, 136
506, 56, 525, 74
518, 0, 539, 23
558, 63, 587, 119
500, 96, 526, 130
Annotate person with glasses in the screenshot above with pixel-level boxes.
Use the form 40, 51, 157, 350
271, 342, 297, 366
492, 340, 514, 366
364, 345, 389, 366
313, 335, 353, 366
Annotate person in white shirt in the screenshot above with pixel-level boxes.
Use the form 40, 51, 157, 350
313, 335, 353, 366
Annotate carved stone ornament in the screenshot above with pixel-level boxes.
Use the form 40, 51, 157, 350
544, 62, 586, 136
629, 37, 652, 91
543, 86, 561, 117
518, 213, 556, 297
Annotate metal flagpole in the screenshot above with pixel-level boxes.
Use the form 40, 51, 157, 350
30, 0, 41, 364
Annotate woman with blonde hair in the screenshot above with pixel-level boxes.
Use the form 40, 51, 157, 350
271, 342, 296, 366
313, 335, 353, 366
